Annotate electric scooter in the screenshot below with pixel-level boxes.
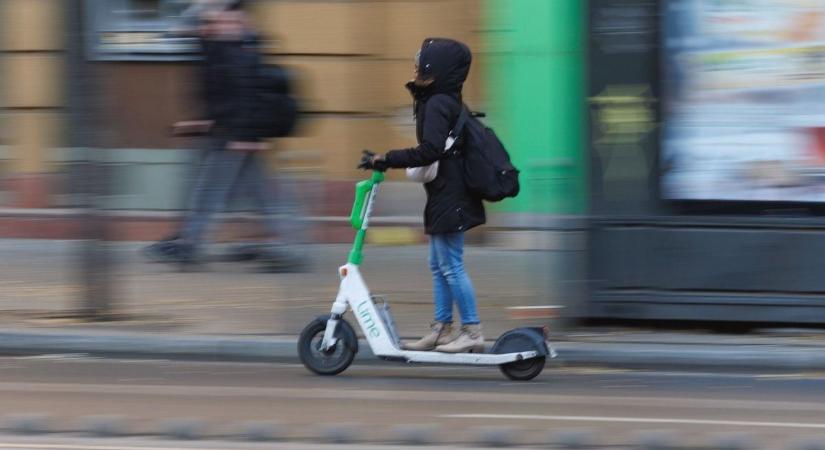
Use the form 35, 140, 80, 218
297, 170, 557, 381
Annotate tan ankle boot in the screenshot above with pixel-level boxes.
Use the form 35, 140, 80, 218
402, 322, 454, 351
435, 324, 484, 353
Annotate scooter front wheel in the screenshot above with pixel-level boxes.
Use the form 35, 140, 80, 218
298, 316, 357, 376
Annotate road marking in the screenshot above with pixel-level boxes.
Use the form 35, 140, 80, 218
0, 444, 196, 450
0, 382, 823, 413
756, 373, 825, 380
442, 414, 825, 429
498, 382, 550, 386
18, 357, 825, 380
0, 441, 467, 450
14, 355, 93, 361
600, 385, 648, 389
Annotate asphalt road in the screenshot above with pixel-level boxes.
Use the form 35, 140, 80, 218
0, 436, 485, 450
0, 357, 823, 448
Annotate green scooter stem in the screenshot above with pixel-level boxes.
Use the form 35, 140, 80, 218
348, 171, 385, 265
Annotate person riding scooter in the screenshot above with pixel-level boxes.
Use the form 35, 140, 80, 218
359, 38, 486, 354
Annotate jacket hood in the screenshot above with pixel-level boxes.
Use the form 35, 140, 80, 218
411, 38, 471, 97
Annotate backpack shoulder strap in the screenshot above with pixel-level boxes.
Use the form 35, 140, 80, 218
452, 106, 469, 137
446, 105, 468, 151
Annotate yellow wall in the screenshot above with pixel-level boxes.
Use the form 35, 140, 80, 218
0, 0, 65, 175
0, 0, 483, 187
253, 0, 483, 180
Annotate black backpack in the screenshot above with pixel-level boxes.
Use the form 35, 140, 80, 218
452, 106, 520, 201
257, 64, 300, 137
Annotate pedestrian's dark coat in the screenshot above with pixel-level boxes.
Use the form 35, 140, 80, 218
199, 34, 265, 142
384, 38, 486, 235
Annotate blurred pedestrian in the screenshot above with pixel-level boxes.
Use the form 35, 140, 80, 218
359, 38, 486, 353
144, 0, 307, 272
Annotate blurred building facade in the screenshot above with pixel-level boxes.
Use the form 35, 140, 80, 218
0, 0, 592, 322
0, 0, 586, 245
6, 0, 825, 325
0, 0, 65, 210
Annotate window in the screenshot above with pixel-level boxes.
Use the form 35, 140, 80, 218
87, 0, 203, 60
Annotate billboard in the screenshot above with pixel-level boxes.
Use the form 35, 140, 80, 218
589, 0, 661, 215
86, 0, 204, 60
662, 0, 825, 202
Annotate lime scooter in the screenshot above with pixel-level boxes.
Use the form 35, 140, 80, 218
297, 170, 556, 381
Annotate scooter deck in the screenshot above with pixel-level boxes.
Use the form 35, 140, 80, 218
376, 349, 541, 365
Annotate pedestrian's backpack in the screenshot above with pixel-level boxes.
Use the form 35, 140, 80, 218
257, 64, 300, 137
452, 106, 520, 201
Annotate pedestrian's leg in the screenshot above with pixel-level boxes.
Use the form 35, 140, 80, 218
243, 153, 283, 243
242, 153, 310, 271
244, 153, 306, 246
143, 141, 219, 261
179, 146, 248, 251
182, 139, 219, 215
207, 148, 271, 262
272, 170, 309, 246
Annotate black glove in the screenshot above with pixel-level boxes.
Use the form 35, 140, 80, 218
357, 149, 388, 172
357, 150, 375, 170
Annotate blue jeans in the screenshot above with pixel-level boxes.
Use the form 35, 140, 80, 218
179, 138, 305, 249
429, 232, 480, 325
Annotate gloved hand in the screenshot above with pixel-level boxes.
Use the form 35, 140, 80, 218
357, 149, 388, 172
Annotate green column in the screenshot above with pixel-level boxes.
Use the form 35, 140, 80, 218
483, 0, 586, 216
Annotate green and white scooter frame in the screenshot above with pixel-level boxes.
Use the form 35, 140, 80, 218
321, 171, 540, 365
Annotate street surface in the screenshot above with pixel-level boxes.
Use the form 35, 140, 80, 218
0, 240, 580, 338
0, 437, 493, 450
0, 357, 823, 448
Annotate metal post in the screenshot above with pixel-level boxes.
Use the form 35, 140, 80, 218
66, 0, 114, 320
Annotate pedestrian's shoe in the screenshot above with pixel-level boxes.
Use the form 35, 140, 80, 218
223, 242, 264, 262
143, 240, 199, 267
402, 322, 454, 351
435, 324, 484, 353
257, 246, 311, 273
142, 239, 183, 263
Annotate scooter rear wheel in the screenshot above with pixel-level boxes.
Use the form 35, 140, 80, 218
499, 356, 546, 381
298, 317, 357, 376
491, 328, 548, 381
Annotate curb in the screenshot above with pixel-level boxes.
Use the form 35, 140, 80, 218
1, 328, 825, 371
559, 342, 825, 371
0, 329, 300, 363
0, 418, 821, 449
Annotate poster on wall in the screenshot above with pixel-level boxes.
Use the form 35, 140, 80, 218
662, 0, 825, 202
589, 0, 660, 215
87, 0, 206, 60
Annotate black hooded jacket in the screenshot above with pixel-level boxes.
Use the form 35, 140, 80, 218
384, 38, 486, 235
199, 34, 264, 142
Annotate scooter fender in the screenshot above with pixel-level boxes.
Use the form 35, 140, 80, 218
490, 327, 549, 357
316, 314, 359, 354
